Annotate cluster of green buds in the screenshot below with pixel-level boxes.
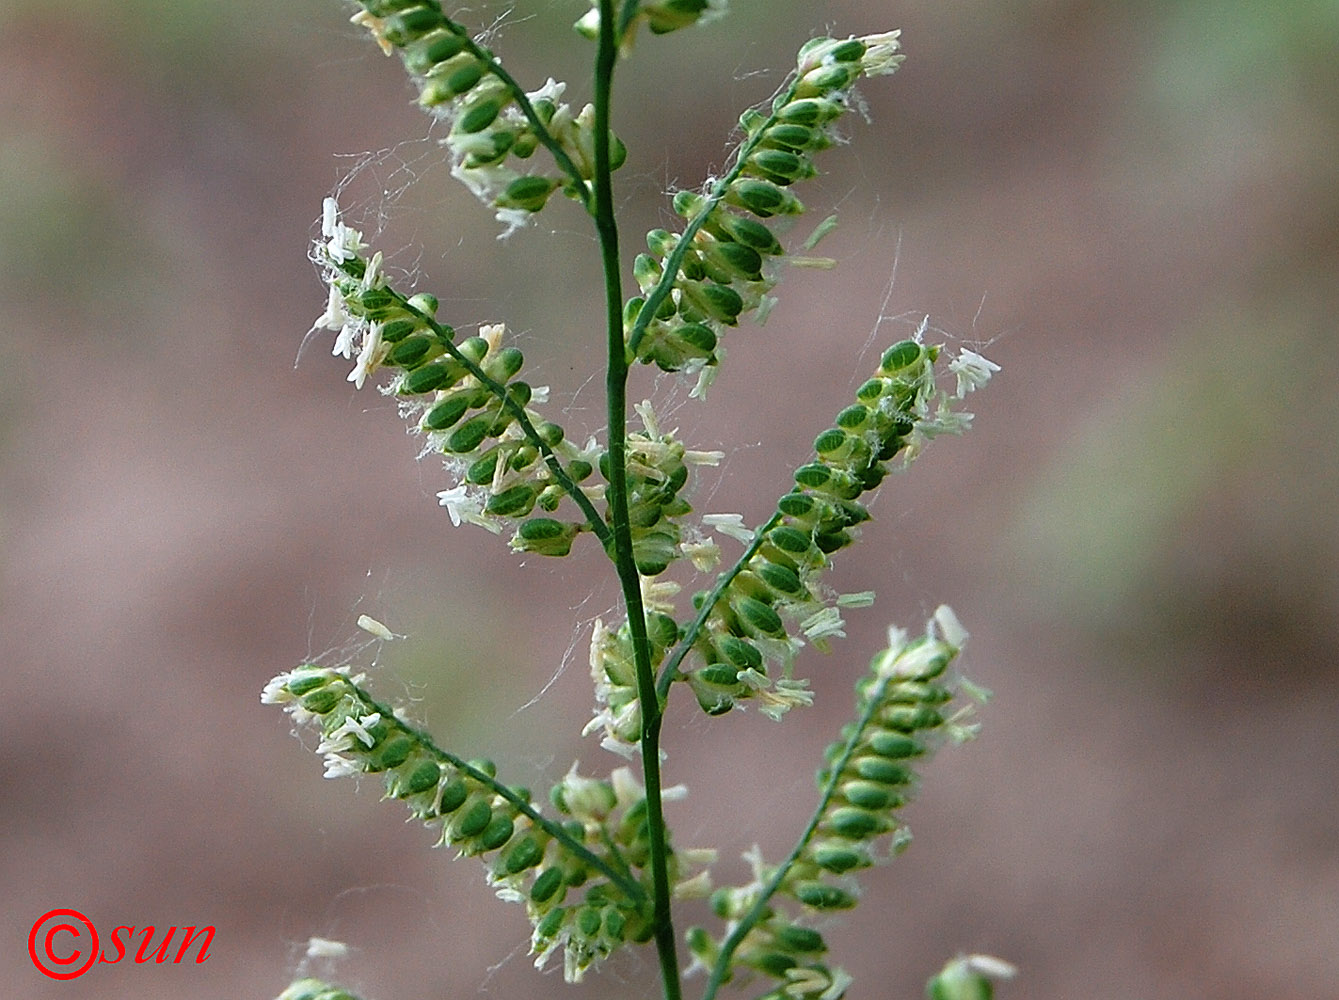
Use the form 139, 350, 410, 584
262, 667, 703, 981
585, 590, 681, 753
687, 886, 851, 1000
686, 607, 976, 999
538, 765, 706, 981
346, 0, 625, 231
575, 0, 726, 49
309, 198, 607, 557
262, 666, 562, 877
396, 320, 601, 557
800, 606, 971, 891
617, 401, 725, 576
681, 332, 991, 718
625, 31, 904, 394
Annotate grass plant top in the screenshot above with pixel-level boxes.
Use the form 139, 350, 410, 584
266, 4, 1009, 1000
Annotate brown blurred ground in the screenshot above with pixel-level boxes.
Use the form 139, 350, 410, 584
2, 2, 1336, 999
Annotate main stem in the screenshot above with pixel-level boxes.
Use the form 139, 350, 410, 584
591, 4, 682, 1000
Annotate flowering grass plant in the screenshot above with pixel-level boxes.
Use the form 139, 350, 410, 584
266, 3, 1009, 999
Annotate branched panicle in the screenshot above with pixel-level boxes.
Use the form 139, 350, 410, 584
270, 7, 1007, 1000
626, 33, 904, 396
688, 608, 979, 1000
262, 667, 706, 983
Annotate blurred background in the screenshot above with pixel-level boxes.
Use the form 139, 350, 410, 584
3, 1, 1336, 998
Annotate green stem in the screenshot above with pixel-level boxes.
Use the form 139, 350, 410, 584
592, 3, 681, 999
698, 672, 894, 1000
617, 0, 643, 36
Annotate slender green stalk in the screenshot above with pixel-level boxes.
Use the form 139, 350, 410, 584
617, 0, 643, 35
591, 3, 681, 998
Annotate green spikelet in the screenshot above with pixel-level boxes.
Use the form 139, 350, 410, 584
261, 667, 685, 983
686, 607, 980, 998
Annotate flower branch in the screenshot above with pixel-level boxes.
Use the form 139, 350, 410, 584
267, 7, 1007, 1000
693, 608, 977, 1000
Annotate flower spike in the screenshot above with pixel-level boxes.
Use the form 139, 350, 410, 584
626, 31, 905, 395
688, 609, 983, 999
307, 198, 609, 554
342, 1, 627, 231
669, 331, 997, 718
262, 665, 711, 982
